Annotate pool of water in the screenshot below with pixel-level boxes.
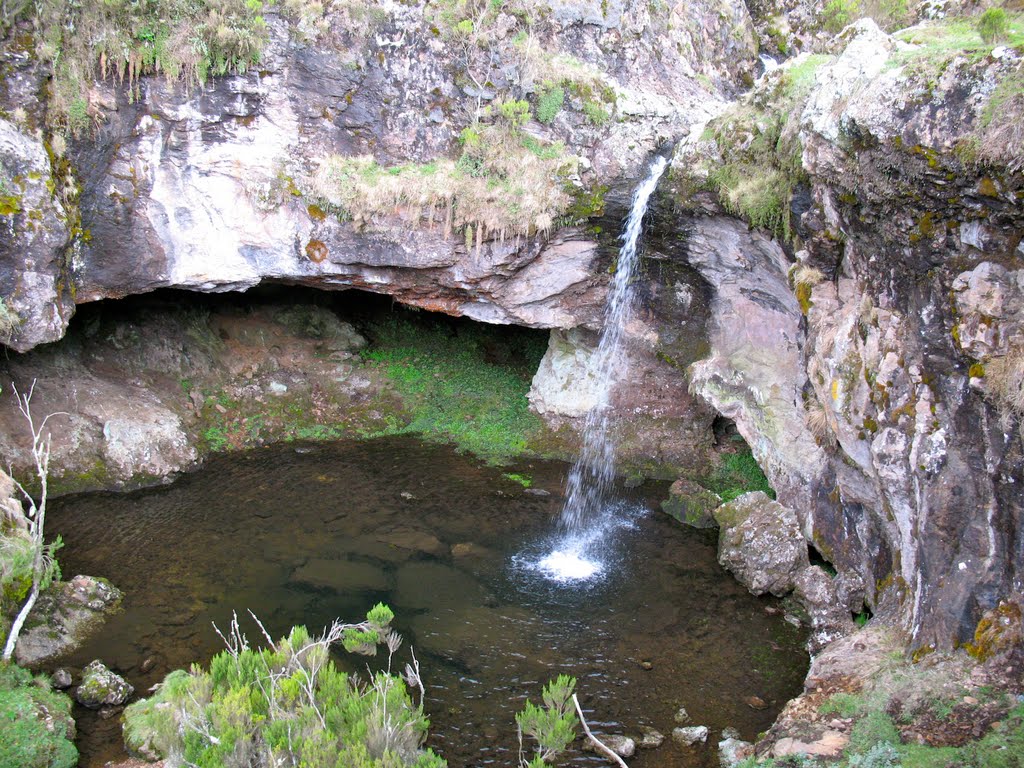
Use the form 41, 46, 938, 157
47, 437, 808, 767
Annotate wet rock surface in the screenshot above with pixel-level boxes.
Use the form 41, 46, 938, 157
15, 576, 123, 668
75, 660, 134, 709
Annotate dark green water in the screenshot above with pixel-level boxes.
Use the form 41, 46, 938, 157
48, 437, 808, 767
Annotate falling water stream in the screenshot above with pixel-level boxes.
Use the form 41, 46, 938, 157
537, 155, 670, 582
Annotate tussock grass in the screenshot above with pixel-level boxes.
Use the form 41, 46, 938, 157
20, 0, 270, 132
308, 123, 576, 243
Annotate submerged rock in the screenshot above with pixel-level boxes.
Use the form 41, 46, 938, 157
288, 558, 389, 593
714, 492, 808, 597
75, 660, 134, 708
584, 734, 636, 758
673, 725, 709, 746
637, 727, 665, 749
15, 575, 123, 667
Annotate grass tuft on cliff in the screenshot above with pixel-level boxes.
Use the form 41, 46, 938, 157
679, 53, 831, 242
307, 118, 577, 243
358, 312, 548, 463
15, 0, 270, 133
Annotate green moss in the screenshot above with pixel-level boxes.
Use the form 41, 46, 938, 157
358, 313, 547, 464
969, 363, 985, 378
535, 81, 565, 124
0, 663, 78, 768
796, 282, 813, 315
0, 193, 21, 216
705, 449, 775, 502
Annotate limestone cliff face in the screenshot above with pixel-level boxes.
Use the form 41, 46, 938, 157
672, 20, 1024, 651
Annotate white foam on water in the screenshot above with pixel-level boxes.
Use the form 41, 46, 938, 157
536, 549, 604, 582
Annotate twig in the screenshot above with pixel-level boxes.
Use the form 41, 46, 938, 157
572, 694, 629, 768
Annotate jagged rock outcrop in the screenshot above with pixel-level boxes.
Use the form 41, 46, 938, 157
673, 19, 1024, 651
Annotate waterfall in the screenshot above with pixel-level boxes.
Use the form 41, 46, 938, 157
534, 155, 669, 581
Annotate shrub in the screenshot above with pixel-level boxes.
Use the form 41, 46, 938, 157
123, 605, 445, 768
977, 8, 1009, 44
848, 711, 901, 754
0, 663, 77, 768
822, 0, 863, 33
536, 83, 565, 125
516, 675, 578, 766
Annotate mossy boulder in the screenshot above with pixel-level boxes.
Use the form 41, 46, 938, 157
75, 660, 133, 709
15, 576, 123, 667
714, 491, 809, 597
661, 478, 721, 529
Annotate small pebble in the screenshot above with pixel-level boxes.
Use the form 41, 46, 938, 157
637, 727, 665, 749
640, 660, 653, 670
675, 706, 690, 723
744, 695, 768, 710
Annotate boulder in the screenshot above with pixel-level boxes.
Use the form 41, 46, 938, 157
75, 660, 133, 708
15, 575, 123, 667
714, 492, 808, 597
661, 479, 721, 529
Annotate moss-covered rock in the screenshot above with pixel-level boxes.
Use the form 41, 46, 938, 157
661, 478, 721, 529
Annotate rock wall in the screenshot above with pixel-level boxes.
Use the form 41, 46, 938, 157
673, 20, 1024, 651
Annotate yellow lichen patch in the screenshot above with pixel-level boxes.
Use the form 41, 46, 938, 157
978, 177, 998, 197
965, 599, 1024, 661
305, 239, 329, 263
307, 204, 327, 222
832, 379, 840, 401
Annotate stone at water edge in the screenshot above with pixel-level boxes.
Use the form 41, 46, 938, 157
714, 492, 809, 597
75, 660, 134, 708
661, 479, 721, 529
773, 731, 849, 757
793, 566, 857, 654
673, 725, 709, 746
719, 736, 754, 768
15, 575, 124, 667
51, 668, 73, 689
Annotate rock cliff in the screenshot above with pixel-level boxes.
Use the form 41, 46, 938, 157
0, 0, 1022, 660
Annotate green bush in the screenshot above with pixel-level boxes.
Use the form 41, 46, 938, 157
536, 83, 565, 125
124, 605, 445, 768
977, 8, 1009, 44
848, 711, 901, 754
822, 0, 862, 33
516, 675, 578, 766
0, 663, 77, 768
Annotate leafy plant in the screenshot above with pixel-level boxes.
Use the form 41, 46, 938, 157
123, 604, 445, 768
536, 83, 565, 125
977, 7, 1009, 44
516, 675, 578, 767
822, 0, 862, 33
